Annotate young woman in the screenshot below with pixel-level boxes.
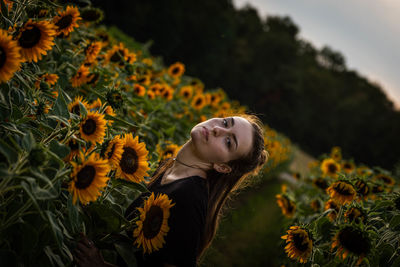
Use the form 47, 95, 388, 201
75, 115, 268, 267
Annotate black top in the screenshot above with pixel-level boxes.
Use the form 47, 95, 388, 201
125, 175, 209, 267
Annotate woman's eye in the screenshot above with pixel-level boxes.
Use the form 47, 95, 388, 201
226, 137, 231, 148
223, 118, 228, 127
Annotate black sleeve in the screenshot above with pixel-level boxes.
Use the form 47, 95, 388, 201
161, 184, 207, 267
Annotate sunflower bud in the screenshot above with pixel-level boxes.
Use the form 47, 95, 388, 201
29, 145, 48, 167
106, 89, 124, 110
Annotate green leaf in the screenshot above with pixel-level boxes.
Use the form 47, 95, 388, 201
105, 114, 137, 128
21, 131, 36, 152
21, 181, 45, 219
114, 242, 138, 267
389, 215, 400, 228
11, 105, 23, 121
0, 138, 18, 164
45, 211, 64, 249
78, 101, 88, 117
50, 91, 70, 119
164, 125, 176, 137
49, 140, 70, 160
43, 246, 65, 267
373, 200, 393, 210
111, 178, 149, 193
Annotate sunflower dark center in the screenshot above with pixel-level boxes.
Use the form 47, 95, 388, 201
110, 51, 123, 62
143, 205, 163, 239
75, 165, 96, 189
333, 183, 353, 196
82, 118, 97, 135
344, 163, 352, 169
0, 47, 6, 68
195, 98, 202, 106
56, 15, 73, 30
183, 91, 189, 97
71, 104, 81, 115
293, 232, 309, 252
338, 227, 370, 255
171, 67, 180, 75
379, 176, 392, 184
107, 143, 116, 159
68, 140, 79, 151
120, 147, 139, 174
19, 26, 41, 48
328, 163, 337, 173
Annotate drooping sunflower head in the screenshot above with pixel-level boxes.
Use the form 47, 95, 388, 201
324, 199, 339, 221
341, 161, 355, 174
156, 142, 180, 160
167, 62, 185, 78
281, 226, 313, 264
179, 85, 193, 101
68, 152, 110, 205
53, 5, 81, 36
103, 135, 124, 170
354, 179, 370, 199
81, 7, 104, 24
344, 206, 366, 224
116, 134, 150, 182
0, 29, 21, 83
191, 94, 207, 110
79, 110, 107, 144
68, 95, 89, 116
17, 19, 56, 63
326, 180, 356, 205
276, 194, 296, 218
133, 192, 175, 254
331, 225, 371, 265
321, 158, 341, 178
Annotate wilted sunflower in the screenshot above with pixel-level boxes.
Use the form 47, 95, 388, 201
321, 158, 341, 178
281, 226, 313, 264
79, 111, 107, 144
326, 180, 356, 205
331, 225, 371, 266
68, 95, 89, 116
85, 41, 102, 63
324, 199, 339, 221
179, 85, 193, 101
65, 137, 80, 161
71, 65, 90, 87
17, 19, 56, 63
344, 207, 365, 224
156, 142, 180, 160
191, 94, 207, 110
104, 135, 124, 169
167, 62, 185, 78
0, 29, 21, 83
341, 161, 355, 174
133, 84, 146, 96
68, 152, 110, 205
116, 134, 150, 182
354, 179, 370, 200
134, 192, 175, 254
53, 6, 81, 36
276, 194, 296, 218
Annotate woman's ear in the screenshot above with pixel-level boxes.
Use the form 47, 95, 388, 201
213, 163, 232, 174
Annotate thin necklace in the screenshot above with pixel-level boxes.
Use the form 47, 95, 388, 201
173, 157, 203, 170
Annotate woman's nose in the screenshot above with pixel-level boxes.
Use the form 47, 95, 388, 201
213, 126, 229, 136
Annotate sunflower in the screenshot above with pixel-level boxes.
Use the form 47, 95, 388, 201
310, 199, 321, 212
35, 73, 59, 88
0, 29, 21, 83
281, 226, 313, 264
344, 207, 365, 224
324, 199, 339, 221
71, 65, 90, 87
147, 90, 156, 100
341, 161, 355, 174
81, 7, 104, 24
79, 111, 107, 144
133, 192, 175, 254
356, 166, 373, 177
104, 135, 124, 169
326, 180, 356, 205
354, 179, 370, 199
137, 75, 151, 86
373, 173, 395, 187
68, 152, 110, 205
179, 85, 193, 101
190, 78, 204, 92
321, 158, 341, 178
331, 225, 371, 265
85, 41, 102, 63
116, 134, 150, 182
65, 137, 80, 161
53, 6, 81, 36
191, 94, 207, 110
276, 194, 296, 218
312, 177, 329, 190
141, 58, 153, 66
1, 0, 12, 12
330, 146, 342, 162
161, 87, 174, 101
104, 43, 136, 66
68, 95, 89, 116
156, 142, 180, 160
133, 84, 146, 96
88, 98, 103, 111
149, 83, 162, 96
167, 62, 185, 78
208, 92, 222, 108
104, 105, 116, 126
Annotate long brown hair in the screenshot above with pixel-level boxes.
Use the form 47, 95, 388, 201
148, 114, 268, 262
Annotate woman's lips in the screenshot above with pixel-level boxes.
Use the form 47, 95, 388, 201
202, 126, 209, 141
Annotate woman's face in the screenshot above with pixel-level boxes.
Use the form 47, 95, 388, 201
190, 116, 253, 164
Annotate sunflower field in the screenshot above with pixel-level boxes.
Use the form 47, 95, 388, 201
277, 146, 400, 266
0, 1, 292, 266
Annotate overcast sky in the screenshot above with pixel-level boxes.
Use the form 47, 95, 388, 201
234, 0, 400, 109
